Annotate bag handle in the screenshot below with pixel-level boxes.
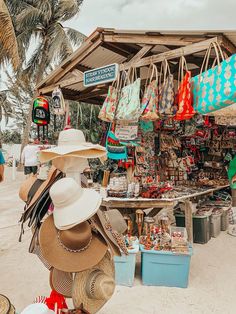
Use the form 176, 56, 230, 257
144, 63, 158, 89
200, 41, 225, 74
177, 56, 188, 89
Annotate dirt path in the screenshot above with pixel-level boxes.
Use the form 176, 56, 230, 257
0, 167, 236, 313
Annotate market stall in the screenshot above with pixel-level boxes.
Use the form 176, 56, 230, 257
33, 29, 236, 294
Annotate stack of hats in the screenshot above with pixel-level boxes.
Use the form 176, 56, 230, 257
19, 129, 128, 314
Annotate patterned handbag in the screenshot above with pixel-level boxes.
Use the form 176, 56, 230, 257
98, 72, 120, 122
106, 124, 127, 160
175, 56, 195, 120
116, 67, 141, 121
159, 60, 176, 117
141, 64, 159, 121
191, 42, 236, 114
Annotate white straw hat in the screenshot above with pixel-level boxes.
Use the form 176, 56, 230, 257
39, 129, 107, 164
20, 303, 55, 314
50, 177, 102, 230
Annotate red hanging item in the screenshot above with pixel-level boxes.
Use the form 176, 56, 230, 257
45, 290, 68, 313
175, 57, 195, 121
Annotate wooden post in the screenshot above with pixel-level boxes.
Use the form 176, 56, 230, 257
185, 200, 193, 245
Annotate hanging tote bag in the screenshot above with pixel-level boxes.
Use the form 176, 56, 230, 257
98, 72, 121, 122
52, 87, 66, 115
115, 121, 138, 141
140, 64, 159, 121
159, 60, 176, 118
191, 42, 236, 114
116, 67, 141, 121
175, 56, 195, 120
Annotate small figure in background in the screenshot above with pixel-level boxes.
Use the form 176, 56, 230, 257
21, 139, 40, 178
0, 142, 5, 182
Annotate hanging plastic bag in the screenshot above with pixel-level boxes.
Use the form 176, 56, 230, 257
116, 67, 141, 121
175, 56, 195, 120
141, 64, 159, 121
52, 87, 66, 115
98, 72, 120, 122
159, 60, 176, 118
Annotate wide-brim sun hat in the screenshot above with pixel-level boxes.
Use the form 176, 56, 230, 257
72, 252, 115, 314
39, 129, 107, 164
49, 177, 102, 230
49, 268, 73, 298
20, 303, 55, 314
0, 294, 15, 314
19, 174, 38, 203
39, 215, 107, 272
25, 166, 63, 210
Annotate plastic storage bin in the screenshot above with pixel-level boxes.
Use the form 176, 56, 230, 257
114, 244, 139, 287
175, 213, 211, 244
210, 213, 222, 237
140, 246, 193, 288
221, 208, 230, 231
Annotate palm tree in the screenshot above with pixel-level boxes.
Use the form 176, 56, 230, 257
7, 0, 85, 148
0, 90, 14, 142
0, 0, 19, 69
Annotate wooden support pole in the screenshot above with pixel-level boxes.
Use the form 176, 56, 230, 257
184, 200, 193, 245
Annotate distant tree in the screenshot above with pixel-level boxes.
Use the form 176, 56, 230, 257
2, 130, 21, 144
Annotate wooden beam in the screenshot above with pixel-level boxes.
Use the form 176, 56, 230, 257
218, 35, 236, 55
51, 38, 102, 84
37, 30, 102, 89
103, 33, 207, 46
38, 76, 84, 95
125, 45, 153, 66
102, 42, 131, 57
122, 37, 219, 69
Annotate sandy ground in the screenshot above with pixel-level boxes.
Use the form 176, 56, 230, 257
1, 167, 236, 314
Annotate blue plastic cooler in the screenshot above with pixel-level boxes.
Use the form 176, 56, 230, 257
114, 244, 139, 287
140, 246, 193, 288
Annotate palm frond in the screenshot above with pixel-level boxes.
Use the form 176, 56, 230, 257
0, 0, 19, 69
55, 0, 82, 22
16, 4, 44, 31
65, 27, 86, 46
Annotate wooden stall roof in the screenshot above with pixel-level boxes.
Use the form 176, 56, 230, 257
37, 28, 236, 104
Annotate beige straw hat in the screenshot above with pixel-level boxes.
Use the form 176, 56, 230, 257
49, 268, 73, 298
19, 174, 38, 203
39, 129, 107, 164
72, 252, 115, 314
49, 177, 102, 230
39, 215, 107, 272
0, 294, 15, 314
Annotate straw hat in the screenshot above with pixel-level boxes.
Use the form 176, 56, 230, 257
106, 209, 127, 234
92, 209, 128, 256
20, 303, 55, 314
72, 252, 115, 314
49, 268, 73, 298
39, 215, 107, 272
39, 129, 107, 164
49, 177, 102, 230
0, 294, 15, 314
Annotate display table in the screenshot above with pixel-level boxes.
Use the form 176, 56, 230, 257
102, 185, 229, 244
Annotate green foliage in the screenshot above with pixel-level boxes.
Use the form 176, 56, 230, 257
69, 102, 103, 143
2, 130, 21, 143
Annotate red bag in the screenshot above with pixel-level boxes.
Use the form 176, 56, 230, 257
175, 57, 195, 121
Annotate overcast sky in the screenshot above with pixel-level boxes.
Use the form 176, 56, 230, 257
67, 0, 236, 36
